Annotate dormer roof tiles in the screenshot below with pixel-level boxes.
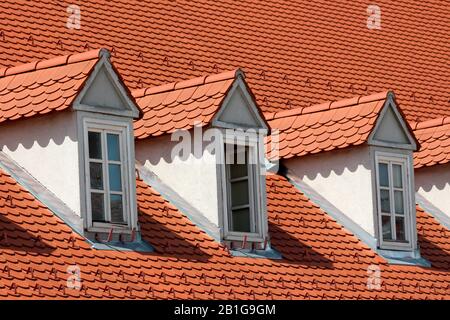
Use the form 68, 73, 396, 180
266, 91, 389, 159
413, 116, 450, 168
133, 69, 242, 139
0, 49, 103, 124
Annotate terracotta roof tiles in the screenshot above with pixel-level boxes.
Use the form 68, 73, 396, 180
267, 91, 388, 159
412, 116, 450, 168
1, 169, 450, 299
0, 1, 447, 121
0, 49, 103, 124
133, 70, 240, 139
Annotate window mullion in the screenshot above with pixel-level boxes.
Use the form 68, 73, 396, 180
388, 162, 396, 240
119, 132, 127, 223
102, 131, 111, 222
248, 148, 256, 234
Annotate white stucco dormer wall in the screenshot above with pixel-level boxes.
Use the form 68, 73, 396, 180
135, 130, 221, 226
285, 146, 377, 236
416, 163, 450, 218
0, 111, 81, 216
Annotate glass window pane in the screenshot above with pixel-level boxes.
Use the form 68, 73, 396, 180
91, 193, 105, 222
380, 189, 390, 213
395, 217, 406, 241
378, 163, 389, 187
108, 164, 122, 192
231, 180, 249, 207
110, 194, 124, 223
394, 190, 404, 215
89, 162, 103, 190
393, 164, 403, 188
231, 208, 251, 232
382, 215, 392, 241
229, 146, 248, 179
107, 133, 120, 161
230, 163, 248, 179
88, 132, 102, 159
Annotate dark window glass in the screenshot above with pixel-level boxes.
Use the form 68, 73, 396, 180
89, 162, 103, 190
378, 163, 389, 187
396, 217, 406, 241
110, 194, 124, 223
91, 193, 105, 222
231, 180, 249, 207
380, 189, 390, 213
382, 215, 392, 240
232, 208, 251, 232
88, 132, 102, 159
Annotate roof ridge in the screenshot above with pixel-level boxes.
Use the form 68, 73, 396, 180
412, 116, 450, 131
132, 68, 242, 98
0, 48, 107, 78
268, 90, 390, 121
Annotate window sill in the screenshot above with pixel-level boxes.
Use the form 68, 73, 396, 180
88, 224, 132, 234
224, 232, 264, 243
230, 246, 282, 260
377, 248, 431, 267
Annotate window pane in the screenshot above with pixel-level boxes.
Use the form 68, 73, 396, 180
382, 215, 392, 240
89, 162, 103, 190
110, 194, 124, 223
108, 164, 122, 192
107, 133, 120, 161
231, 180, 249, 207
230, 163, 248, 179
393, 164, 403, 188
380, 189, 390, 213
88, 132, 102, 159
394, 190, 404, 215
378, 163, 389, 187
91, 193, 105, 222
229, 147, 248, 179
231, 208, 251, 232
395, 217, 406, 241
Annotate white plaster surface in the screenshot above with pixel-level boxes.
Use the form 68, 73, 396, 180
416, 163, 450, 217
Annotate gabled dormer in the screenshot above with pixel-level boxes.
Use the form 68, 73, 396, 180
134, 70, 275, 252
269, 91, 425, 264
0, 49, 142, 243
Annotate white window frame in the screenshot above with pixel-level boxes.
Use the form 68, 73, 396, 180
219, 129, 266, 242
83, 119, 132, 231
374, 152, 414, 250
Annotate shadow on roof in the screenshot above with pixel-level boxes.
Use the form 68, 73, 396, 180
418, 234, 450, 271
0, 213, 55, 254
138, 213, 214, 262
269, 222, 333, 268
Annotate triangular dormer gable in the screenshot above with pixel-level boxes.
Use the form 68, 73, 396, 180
211, 71, 269, 132
368, 92, 418, 150
73, 49, 141, 119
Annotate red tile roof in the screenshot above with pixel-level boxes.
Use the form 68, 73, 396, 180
0, 1, 447, 122
0, 50, 102, 124
266, 91, 388, 159
1, 169, 449, 299
133, 70, 238, 139
412, 117, 450, 168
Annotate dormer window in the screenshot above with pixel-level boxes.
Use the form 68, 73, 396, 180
220, 130, 266, 242
83, 118, 137, 232
375, 153, 412, 249
87, 127, 127, 225
225, 144, 256, 233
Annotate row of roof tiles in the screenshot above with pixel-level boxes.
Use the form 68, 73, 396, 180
0, 0, 448, 122
1, 169, 450, 299
0, 50, 449, 169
